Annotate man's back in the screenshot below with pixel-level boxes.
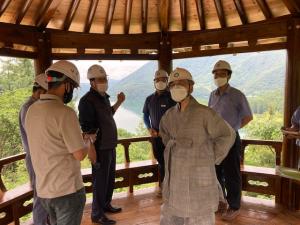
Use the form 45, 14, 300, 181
25, 94, 85, 198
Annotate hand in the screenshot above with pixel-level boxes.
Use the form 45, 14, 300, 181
83, 133, 97, 143
87, 143, 97, 164
148, 128, 158, 137
117, 92, 125, 104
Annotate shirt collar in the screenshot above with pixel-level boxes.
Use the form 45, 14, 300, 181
215, 84, 231, 96
90, 87, 110, 98
40, 94, 63, 103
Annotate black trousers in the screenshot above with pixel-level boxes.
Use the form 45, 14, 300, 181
216, 132, 241, 210
91, 149, 116, 220
152, 137, 165, 183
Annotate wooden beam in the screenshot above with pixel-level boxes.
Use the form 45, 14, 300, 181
15, 0, 34, 24
142, 0, 148, 33
0, 0, 12, 17
105, 0, 117, 34
63, 0, 81, 31
0, 22, 39, 46
35, 0, 62, 29
255, 0, 272, 19
84, 0, 99, 33
179, 0, 187, 31
159, 33, 172, 74
213, 0, 226, 28
0, 48, 37, 59
50, 30, 160, 49
172, 42, 286, 59
159, 0, 170, 33
281, 0, 300, 14
195, 0, 206, 30
124, 0, 133, 34
233, 0, 248, 24
52, 53, 158, 60
171, 16, 288, 48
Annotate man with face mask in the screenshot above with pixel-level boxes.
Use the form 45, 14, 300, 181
208, 60, 253, 221
78, 64, 125, 225
143, 69, 176, 195
25, 60, 96, 225
159, 67, 236, 225
19, 73, 48, 225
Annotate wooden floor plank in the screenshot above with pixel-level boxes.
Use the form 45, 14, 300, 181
80, 187, 300, 225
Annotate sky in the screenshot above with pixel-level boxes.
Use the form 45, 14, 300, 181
69, 60, 149, 83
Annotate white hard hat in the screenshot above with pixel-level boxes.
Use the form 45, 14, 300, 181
46, 60, 80, 87
87, 65, 107, 80
34, 73, 48, 90
212, 60, 232, 74
154, 69, 168, 80
168, 67, 194, 84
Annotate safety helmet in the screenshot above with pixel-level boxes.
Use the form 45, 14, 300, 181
45, 60, 80, 87
212, 60, 232, 74
87, 65, 107, 80
154, 69, 168, 80
34, 73, 48, 90
168, 67, 194, 85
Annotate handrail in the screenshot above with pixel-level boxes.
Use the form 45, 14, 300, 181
0, 137, 282, 192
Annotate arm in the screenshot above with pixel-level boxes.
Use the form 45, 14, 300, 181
112, 92, 125, 113
207, 111, 236, 165
78, 98, 97, 132
239, 93, 253, 129
291, 106, 300, 129
159, 113, 171, 146
240, 115, 253, 128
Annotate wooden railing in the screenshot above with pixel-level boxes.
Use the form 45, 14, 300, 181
0, 137, 285, 224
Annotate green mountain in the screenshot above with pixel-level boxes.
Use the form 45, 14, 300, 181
109, 50, 286, 115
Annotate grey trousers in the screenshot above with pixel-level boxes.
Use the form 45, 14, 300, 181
40, 188, 86, 225
25, 156, 48, 225
160, 208, 215, 225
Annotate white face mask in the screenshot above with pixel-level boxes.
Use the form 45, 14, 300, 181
214, 77, 228, 87
96, 83, 108, 93
155, 81, 167, 91
170, 85, 188, 102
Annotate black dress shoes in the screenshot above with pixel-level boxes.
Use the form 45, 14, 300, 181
92, 215, 116, 225
104, 204, 122, 213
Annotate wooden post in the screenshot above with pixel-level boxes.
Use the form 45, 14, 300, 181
282, 17, 300, 209
34, 32, 52, 75
158, 33, 172, 74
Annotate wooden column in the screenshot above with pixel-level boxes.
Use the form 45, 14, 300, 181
158, 33, 172, 74
34, 32, 52, 75
282, 17, 300, 209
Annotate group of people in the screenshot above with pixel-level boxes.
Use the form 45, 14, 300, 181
19, 61, 124, 225
143, 61, 253, 224
19, 59, 255, 225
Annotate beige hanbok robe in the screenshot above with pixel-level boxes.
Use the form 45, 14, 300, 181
159, 97, 236, 218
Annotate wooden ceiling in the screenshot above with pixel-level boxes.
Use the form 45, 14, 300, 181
0, 0, 299, 61
0, 0, 298, 34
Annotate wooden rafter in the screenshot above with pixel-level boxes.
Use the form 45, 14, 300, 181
233, 0, 248, 24
159, 0, 170, 33
255, 0, 272, 19
15, 0, 34, 24
281, 0, 300, 14
0, 0, 12, 17
84, 0, 99, 33
179, 0, 187, 31
195, 0, 206, 30
35, 0, 62, 29
142, 0, 148, 33
213, 0, 226, 28
105, 0, 117, 34
124, 0, 133, 34
64, 0, 81, 31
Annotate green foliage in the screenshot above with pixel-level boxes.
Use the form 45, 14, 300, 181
0, 58, 34, 92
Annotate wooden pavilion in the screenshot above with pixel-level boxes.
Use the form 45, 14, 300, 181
0, 0, 300, 224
